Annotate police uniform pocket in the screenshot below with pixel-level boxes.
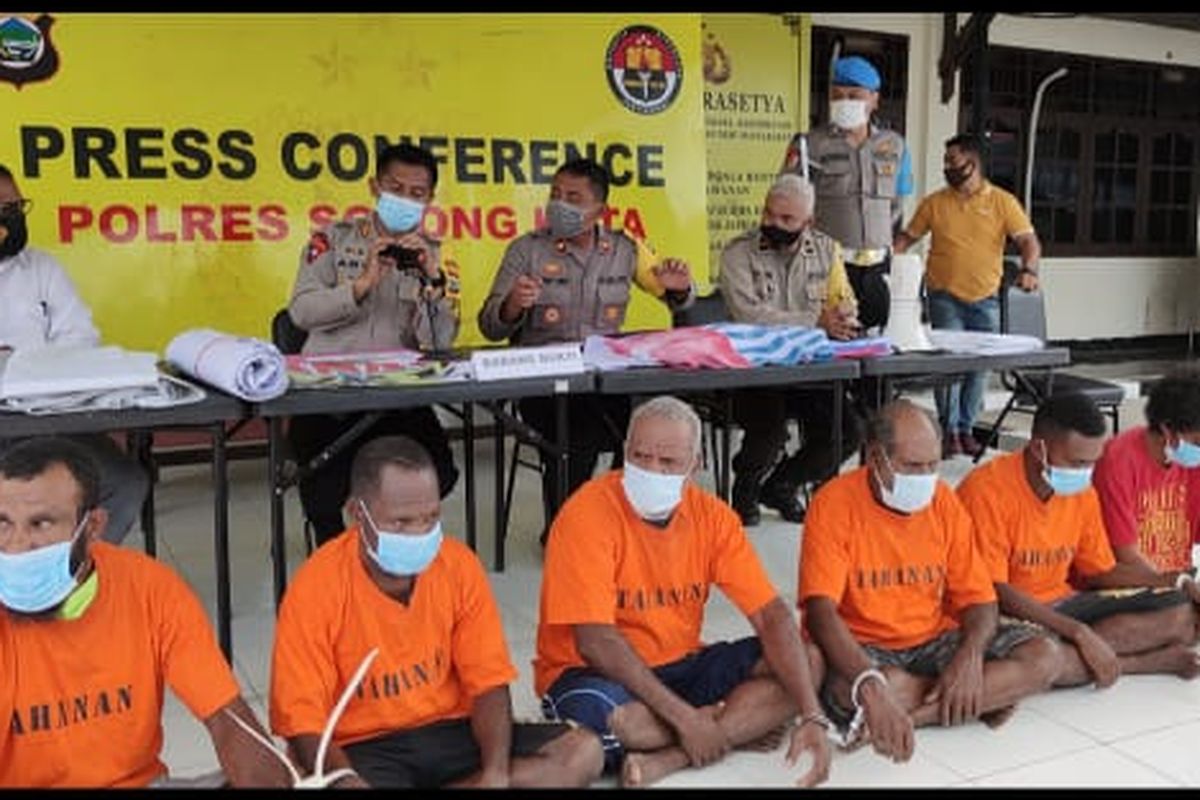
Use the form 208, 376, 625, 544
751, 267, 778, 303
804, 272, 828, 306
595, 277, 631, 329
873, 156, 899, 198
816, 157, 853, 195
532, 278, 572, 331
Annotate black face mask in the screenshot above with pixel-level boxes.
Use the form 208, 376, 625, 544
760, 224, 802, 248
943, 162, 975, 189
0, 212, 28, 260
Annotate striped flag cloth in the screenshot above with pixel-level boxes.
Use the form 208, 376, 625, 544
703, 323, 835, 366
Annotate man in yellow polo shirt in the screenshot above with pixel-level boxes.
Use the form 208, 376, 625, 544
895, 133, 1042, 459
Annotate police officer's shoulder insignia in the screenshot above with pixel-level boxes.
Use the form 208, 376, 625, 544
305, 232, 330, 265
541, 261, 565, 278
543, 306, 562, 325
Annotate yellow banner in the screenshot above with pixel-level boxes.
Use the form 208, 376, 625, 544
702, 13, 805, 278
1, 13, 705, 350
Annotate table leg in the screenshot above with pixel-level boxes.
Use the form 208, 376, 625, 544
268, 417, 288, 611
832, 380, 844, 475
211, 422, 232, 663
555, 392, 569, 512
494, 409, 506, 572
135, 431, 157, 558
463, 402, 477, 552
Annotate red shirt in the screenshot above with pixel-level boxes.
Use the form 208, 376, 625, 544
1093, 426, 1200, 573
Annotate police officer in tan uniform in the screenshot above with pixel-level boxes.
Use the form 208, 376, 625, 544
478, 158, 694, 537
720, 174, 862, 526
287, 143, 461, 544
781, 55, 913, 332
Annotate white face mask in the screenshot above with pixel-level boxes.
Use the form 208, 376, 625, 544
830, 99, 869, 130
622, 461, 688, 521
875, 453, 938, 514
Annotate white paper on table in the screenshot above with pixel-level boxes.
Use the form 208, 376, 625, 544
166, 328, 288, 402
1, 373, 206, 415
0, 345, 159, 400
927, 329, 1045, 355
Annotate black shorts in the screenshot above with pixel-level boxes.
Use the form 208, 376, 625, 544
1053, 587, 1189, 626
820, 623, 1045, 729
343, 718, 571, 788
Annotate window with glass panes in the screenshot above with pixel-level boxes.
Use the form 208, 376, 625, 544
960, 45, 1199, 257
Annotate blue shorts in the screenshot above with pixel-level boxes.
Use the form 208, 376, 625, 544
541, 637, 763, 771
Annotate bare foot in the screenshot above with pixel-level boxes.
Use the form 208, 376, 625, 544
1167, 644, 1200, 679
980, 704, 1018, 729
619, 749, 690, 788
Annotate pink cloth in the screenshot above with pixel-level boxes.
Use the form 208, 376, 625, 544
606, 328, 750, 370
1092, 426, 1200, 573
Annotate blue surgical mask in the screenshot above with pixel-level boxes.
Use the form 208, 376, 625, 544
358, 501, 442, 576
375, 192, 425, 233
876, 454, 937, 514
0, 513, 88, 614
545, 199, 588, 239
622, 461, 687, 521
1038, 442, 1093, 496
1165, 436, 1200, 469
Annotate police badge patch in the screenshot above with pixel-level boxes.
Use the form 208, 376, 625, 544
305, 232, 330, 265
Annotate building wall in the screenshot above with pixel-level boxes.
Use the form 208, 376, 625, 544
811, 12, 1200, 342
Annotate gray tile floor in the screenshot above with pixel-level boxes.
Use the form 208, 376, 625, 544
139, 359, 1200, 787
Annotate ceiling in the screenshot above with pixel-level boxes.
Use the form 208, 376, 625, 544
1084, 13, 1200, 33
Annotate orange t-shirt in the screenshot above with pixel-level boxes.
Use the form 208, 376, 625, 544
534, 471, 778, 695
0, 542, 240, 788
957, 450, 1117, 604
799, 467, 997, 650
270, 531, 517, 748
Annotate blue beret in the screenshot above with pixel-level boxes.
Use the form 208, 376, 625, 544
833, 56, 881, 91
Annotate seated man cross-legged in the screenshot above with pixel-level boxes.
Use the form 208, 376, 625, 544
801, 400, 1060, 764
270, 435, 602, 789
535, 396, 831, 788
958, 392, 1200, 689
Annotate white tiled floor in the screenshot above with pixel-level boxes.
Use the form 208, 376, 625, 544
136, 383, 1200, 787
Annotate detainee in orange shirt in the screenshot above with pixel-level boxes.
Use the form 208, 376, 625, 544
535, 396, 831, 788
270, 435, 602, 789
958, 392, 1199, 690
801, 401, 1060, 765
0, 437, 288, 788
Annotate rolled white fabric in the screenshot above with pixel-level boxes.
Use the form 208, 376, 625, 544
166, 328, 288, 401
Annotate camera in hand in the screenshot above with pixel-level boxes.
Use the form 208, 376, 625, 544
380, 244, 424, 273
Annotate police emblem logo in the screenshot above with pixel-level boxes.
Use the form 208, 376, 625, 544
0, 14, 58, 88
543, 307, 562, 325
605, 25, 682, 116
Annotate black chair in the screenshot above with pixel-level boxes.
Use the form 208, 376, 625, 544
974, 283, 1125, 462
270, 307, 317, 554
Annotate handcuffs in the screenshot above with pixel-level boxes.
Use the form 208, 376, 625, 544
828, 667, 889, 748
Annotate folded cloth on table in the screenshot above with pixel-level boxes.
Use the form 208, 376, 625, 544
926, 329, 1044, 356
0, 345, 159, 400
828, 336, 893, 360
166, 329, 288, 401
285, 349, 462, 388
584, 328, 750, 371
703, 323, 834, 366
1, 373, 206, 415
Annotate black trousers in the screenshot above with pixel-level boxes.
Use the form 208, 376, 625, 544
287, 407, 459, 545
517, 394, 631, 530
730, 387, 860, 499
846, 255, 892, 331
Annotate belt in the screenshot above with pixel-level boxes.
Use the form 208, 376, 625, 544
846, 247, 889, 267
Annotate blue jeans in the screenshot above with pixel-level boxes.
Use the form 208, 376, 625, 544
927, 290, 1000, 434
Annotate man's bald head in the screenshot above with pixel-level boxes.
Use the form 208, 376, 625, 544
868, 400, 940, 474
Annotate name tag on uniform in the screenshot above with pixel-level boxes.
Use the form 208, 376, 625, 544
470, 343, 586, 382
